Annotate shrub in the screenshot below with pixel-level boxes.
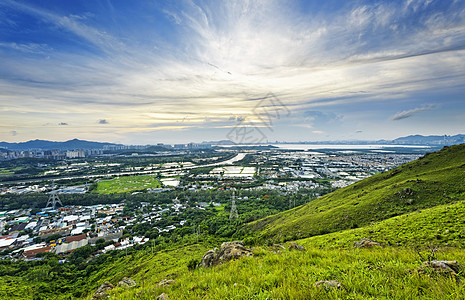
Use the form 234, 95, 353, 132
187, 258, 200, 271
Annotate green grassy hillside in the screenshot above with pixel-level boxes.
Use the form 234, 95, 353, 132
303, 199, 465, 249
94, 246, 465, 300
243, 144, 465, 243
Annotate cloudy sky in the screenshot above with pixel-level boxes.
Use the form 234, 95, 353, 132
1, 0, 464, 144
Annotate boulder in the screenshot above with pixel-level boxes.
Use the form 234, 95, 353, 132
314, 280, 344, 290
288, 242, 305, 251
156, 293, 169, 300
198, 241, 253, 268
92, 281, 114, 299
156, 279, 175, 287
198, 249, 217, 268
419, 260, 463, 276
353, 238, 380, 249
117, 277, 136, 288
272, 244, 286, 250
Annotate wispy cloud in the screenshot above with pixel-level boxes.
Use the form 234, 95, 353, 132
390, 104, 436, 121
1, 0, 465, 142
0, 42, 53, 54
2, 0, 124, 55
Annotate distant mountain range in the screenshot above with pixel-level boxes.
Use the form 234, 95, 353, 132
275, 134, 465, 146
1, 134, 464, 151
391, 134, 465, 145
0, 139, 120, 151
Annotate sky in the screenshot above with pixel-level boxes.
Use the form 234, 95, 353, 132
1, 0, 465, 144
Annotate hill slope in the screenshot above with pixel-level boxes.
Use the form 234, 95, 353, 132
303, 199, 465, 249
243, 144, 465, 243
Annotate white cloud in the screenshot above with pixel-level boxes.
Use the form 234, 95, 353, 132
390, 104, 436, 121
1, 0, 465, 142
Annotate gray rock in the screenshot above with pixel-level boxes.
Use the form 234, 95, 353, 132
272, 244, 286, 250
353, 238, 380, 249
117, 277, 136, 288
92, 281, 114, 299
198, 241, 253, 268
419, 260, 464, 276
288, 242, 305, 251
198, 249, 216, 268
156, 279, 175, 287
156, 293, 169, 300
314, 280, 344, 290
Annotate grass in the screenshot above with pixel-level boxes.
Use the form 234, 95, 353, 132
98, 245, 465, 300
243, 144, 465, 243
95, 175, 161, 194
303, 200, 465, 249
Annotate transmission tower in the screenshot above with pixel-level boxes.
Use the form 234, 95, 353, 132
289, 198, 296, 209
45, 193, 63, 209
229, 191, 239, 219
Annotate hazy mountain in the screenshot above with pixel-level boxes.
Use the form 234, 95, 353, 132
391, 134, 465, 145
0, 139, 120, 151
1, 134, 464, 151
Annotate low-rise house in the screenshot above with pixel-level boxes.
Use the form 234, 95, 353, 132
38, 225, 73, 238
22, 243, 51, 259
54, 238, 88, 255
9, 223, 27, 233
0, 234, 17, 251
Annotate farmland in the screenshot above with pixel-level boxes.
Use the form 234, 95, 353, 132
95, 175, 161, 194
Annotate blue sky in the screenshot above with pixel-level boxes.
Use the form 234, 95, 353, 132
1, 0, 464, 144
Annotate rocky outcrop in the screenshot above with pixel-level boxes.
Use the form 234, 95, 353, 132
288, 242, 305, 251
314, 280, 344, 290
92, 281, 114, 299
156, 293, 169, 300
117, 277, 136, 288
419, 260, 463, 276
272, 244, 285, 250
156, 279, 176, 287
198, 249, 216, 268
353, 238, 380, 249
198, 241, 253, 268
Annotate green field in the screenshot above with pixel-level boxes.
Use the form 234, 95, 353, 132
0, 168, 13, 177
95, 175, 161, 194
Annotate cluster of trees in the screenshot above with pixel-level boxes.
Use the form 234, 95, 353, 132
123, 189, 324, 242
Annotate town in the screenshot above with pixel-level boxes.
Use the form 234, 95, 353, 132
0, 144, 423, 261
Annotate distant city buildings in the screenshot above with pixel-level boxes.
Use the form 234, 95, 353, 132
1, 142, 212, 160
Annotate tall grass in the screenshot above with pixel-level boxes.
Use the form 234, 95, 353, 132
104, 245, 465, 299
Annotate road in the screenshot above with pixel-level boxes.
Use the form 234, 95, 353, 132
0, 152, 247, 185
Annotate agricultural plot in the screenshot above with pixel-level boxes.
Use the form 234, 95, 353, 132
210, 166, 256, 179
95, 175, 161, 194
